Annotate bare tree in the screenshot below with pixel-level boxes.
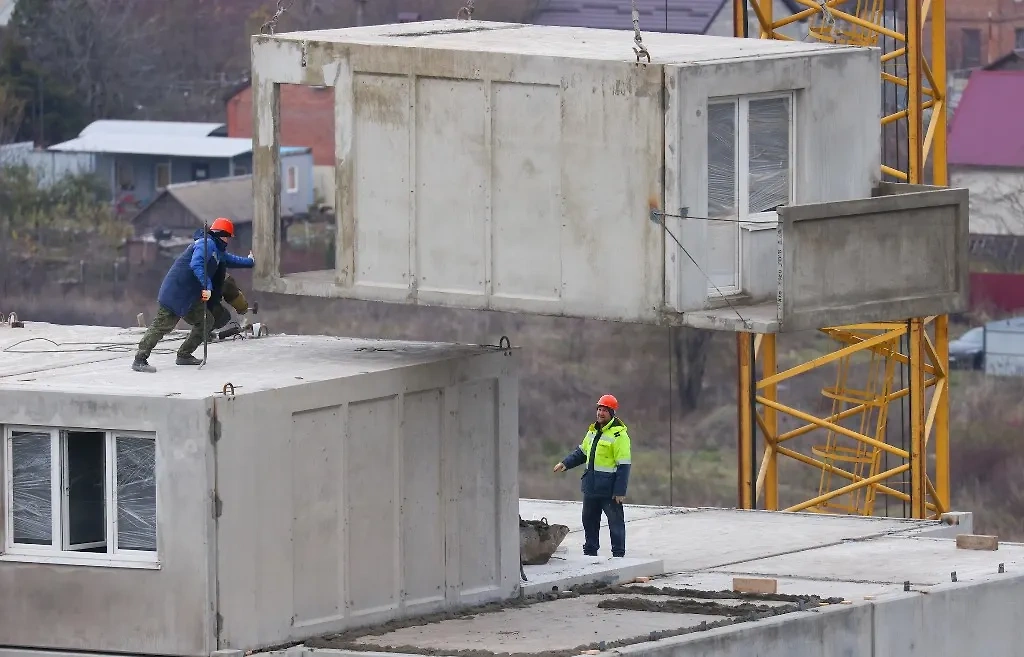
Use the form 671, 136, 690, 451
673, 326, 713, 412
0, 82, 27, 145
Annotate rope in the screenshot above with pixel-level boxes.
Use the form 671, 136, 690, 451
649, 211, 752, 330
632, 0, 651, 63
2, 336, 185, 355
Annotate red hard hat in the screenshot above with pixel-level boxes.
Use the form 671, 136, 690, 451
596, 394, 619, 411
210, 217, 235, 236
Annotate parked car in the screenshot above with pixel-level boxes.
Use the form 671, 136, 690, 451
949, 326, 984, 370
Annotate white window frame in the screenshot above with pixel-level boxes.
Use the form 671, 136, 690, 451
155, 161, 171, 190
286, 165, 299, 193
2, 425, 159, 569
706, 92, 796, 297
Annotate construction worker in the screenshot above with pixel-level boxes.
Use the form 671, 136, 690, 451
132, 217, 254, 373
553, 394, 632, 557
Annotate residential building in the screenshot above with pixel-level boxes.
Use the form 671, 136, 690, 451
532, 0, 809, 40
941, 0, 1024, 74
47, 120, 313, 218
947, 68, 1024, 310
225, 83, 336, 209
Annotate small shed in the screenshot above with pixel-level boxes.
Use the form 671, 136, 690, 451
0, 322, 519, 657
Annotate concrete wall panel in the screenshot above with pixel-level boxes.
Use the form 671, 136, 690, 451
0, 393, 214, 657
346, 396, 400, 617
291, 405, 345, 626
400, 390, 445, 606
778, 186, 970, 331
457, 379, 500, 597
214, 350, 519, 653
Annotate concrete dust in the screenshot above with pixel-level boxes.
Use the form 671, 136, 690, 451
304, 582, 845, 657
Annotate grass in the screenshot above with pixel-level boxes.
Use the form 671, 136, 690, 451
7, 264, 1024, 540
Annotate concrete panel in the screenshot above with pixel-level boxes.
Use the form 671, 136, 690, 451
0, 392, 214, 657
353, 73, 411, 290
415, 77, 487, 297
211, 341, 520, 653
292, 405, 345, 626
457, 379, 500, 597
400, 390, 445, 606
775, 184, 970, 331
346, 396, 400, 618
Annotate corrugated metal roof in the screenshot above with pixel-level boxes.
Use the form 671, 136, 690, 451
48, 134, 254, 159
134, 175, 254, 227
533, 0, 728, 34
80, 120, 227, 138
948, 70, 1024, 169
168, 175, 254, 225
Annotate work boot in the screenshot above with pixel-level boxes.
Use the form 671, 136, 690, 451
175, 354, 202, 366
132, 358, 156, 373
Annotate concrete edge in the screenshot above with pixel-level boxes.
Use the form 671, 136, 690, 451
520, 559, 665, 596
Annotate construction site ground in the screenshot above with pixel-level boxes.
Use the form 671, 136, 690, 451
254, 499, 1024, 657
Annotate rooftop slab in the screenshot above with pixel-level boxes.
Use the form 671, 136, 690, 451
270, 20, 849, 64
0, 322, 505, 399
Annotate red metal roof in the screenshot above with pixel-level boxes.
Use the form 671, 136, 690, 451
948, 70, 1024, 169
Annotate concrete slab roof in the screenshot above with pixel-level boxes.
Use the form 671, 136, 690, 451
281, 500, 1015, 657
270, 19, 862, 65
518, 499, 1019, 600
0, 322, 503, 400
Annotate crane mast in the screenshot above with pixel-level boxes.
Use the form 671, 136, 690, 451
731, 0, 949, 519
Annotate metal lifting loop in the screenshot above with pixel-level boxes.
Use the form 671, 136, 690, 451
457, 0, 475, 20
632, 0, 651, 64
222, 383, 236, 397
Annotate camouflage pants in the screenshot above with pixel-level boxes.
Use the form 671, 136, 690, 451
135, 301, 231, 361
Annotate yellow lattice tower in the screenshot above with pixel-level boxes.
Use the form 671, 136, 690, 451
733, 0, 950, 519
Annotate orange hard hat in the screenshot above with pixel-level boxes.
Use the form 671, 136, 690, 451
210, 217, 235, 236
596, 394, 619, 411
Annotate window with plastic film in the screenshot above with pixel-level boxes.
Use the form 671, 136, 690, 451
3, 426, 157, 566
703, 93, 794, 297
706, 101, 740, 294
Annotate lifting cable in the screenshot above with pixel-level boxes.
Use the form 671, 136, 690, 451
457, 0, 476, 20
632, 0, 651, 63
260, 0, 295, 35
650, 209, 754, 331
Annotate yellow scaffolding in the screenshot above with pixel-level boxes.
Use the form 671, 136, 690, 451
733, 0, 950, 519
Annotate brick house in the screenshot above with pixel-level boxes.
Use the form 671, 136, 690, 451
938, 0, 1024, 73
225, 82, 337, 210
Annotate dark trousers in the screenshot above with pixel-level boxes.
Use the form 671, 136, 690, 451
582, 496, 625, 557
135, 301, 230, 361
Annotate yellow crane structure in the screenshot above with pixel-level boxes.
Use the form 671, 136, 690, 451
731, 0, 950, 519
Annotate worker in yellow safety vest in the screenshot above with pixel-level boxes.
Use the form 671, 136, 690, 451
553, 394, 632, 557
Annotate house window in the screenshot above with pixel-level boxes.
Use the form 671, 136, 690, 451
115, 159, 134, 190
4, 426, 157, 567
706, 93, 794, 295
962, 29, 981, 68
1015, 28, 1024, 51
286, 165, 299, 193
155, 162, 171, 190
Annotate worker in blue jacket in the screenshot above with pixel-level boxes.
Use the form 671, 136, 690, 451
132, 217, 254, 373
553, 394, 632, 557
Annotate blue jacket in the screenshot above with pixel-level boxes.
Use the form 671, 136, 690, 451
157, 230, 254, 318
561, 417, 632, 498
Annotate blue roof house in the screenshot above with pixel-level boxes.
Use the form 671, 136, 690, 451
48, 120, 314, 217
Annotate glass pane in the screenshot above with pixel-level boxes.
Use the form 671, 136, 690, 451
707, 102, 739, 291
11, 431, 53, 545
748, 97, 791, 214
65, 431, 106, 548
707, 102, 737, 218
115, 436, 156, 552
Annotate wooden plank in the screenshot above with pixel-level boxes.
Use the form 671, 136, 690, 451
733, 577, 778, 594
956, 534, 999, 551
